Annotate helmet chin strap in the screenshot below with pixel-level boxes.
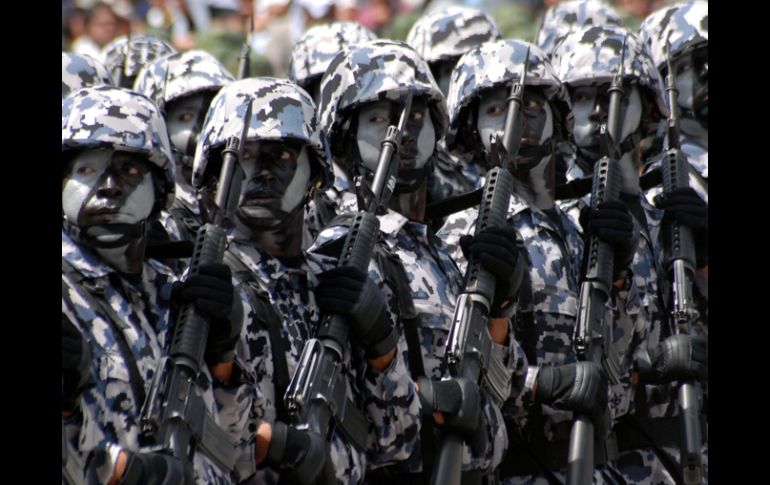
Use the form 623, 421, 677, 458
512, 155, 555, 210
64, 220, 147, 249
392, 156, 435, 195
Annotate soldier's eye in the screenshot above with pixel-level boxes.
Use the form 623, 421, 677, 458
179, 111, 195, 123
369, 115, 388, 124
122, 163, 142, 176
242, 149, 254, 160
487, 105, 505, 117
676, 62, 692, 76
411, 111, 424, 121
77, 166, 96, 175
280, 150, 292, 161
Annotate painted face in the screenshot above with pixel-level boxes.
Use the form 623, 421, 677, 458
166, 93, 209, 160
63, 149, 155, 244
356, 97, 436, 176
430, 59, 457, 97
477, 86, 553, 168
670, 47, 707, 126
571, 84, 642, 155
235, 140, 311, 228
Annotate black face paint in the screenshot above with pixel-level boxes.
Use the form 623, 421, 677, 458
232, 140, 311, 259
429, 58, 458, 97
691, 47, 708, 130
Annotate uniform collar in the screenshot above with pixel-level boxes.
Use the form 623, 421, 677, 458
62, 228, 120, 279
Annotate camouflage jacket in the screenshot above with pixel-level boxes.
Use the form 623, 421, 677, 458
310, 200, 525, 473
61, 230, 252, 484
158, 182, 202, 243
225, 234, 420, 484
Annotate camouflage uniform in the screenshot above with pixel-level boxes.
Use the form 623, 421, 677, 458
61, 86, 252, 484
193, 78, 421, 484
405, 6, 503, 200
552, 26, 707, 484
286, 21, 378, 243
102, 35, 177, 88
535, 0, 624, 57
134, 50, 235, 244
438, 40, 623, 485
639, 1, 709, 205
62, 52, 114, 99
315, 39, 525, 477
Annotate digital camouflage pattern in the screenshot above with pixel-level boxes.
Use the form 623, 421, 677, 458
535, 0, 623, 56
405, 6, 502, 64
318, 39, 448, 161
62, 52, 114, 99
289, 22, 377, 89
102, 34, 177, 83
226, 236, 420, 484
311, 200, 525, 473
133, 50, 235, 109
192, 77, 330, 189
444, 39, 572, 155
550, 25, 669, 122
638, 1, 708, 73
61, 86, 176, 213
61, 230, 253, 485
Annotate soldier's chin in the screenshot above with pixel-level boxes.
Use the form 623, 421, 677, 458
236, 207, 282, 229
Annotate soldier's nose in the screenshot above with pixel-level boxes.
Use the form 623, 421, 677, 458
97, 174, 122, 198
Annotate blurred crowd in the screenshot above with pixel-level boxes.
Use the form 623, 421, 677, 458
62, 0, 690, 79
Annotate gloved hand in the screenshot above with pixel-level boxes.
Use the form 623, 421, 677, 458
655, 187, 708, 268
86, 449, 191, 485
459, 226, 525, 317
172, 263, 241, 365
62, 314, 92, 412
417, 377, 489, 455
536, 362, 608, 424
634, 334, 708, 384
580, 200, 637, 279
266, 421, 335, 485
315, 266, 398, 358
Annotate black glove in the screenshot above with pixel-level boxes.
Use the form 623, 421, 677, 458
634, 334, 708, 384
459, 226, 525, 317
315, 266, 398, 359
536, 362, 608, 424
85, 449, 191, 485
655, 187, 708, 268
266, 421, 334, 485
62, 314, 92, 412
417, 377, 488, 455
580, 200, 637, 279
172, 263, 241, 365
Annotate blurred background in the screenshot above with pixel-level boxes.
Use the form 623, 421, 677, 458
61, 0, 694, 79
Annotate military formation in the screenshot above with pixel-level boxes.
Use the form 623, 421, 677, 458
62, 1, 708, 484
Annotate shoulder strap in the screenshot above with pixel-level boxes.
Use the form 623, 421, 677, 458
61, 258, 148, 412
223, 250, 292, 421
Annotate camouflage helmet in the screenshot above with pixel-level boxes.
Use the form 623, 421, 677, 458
133, 50, 235, 110
445, 39, 572, 154
102, 34, 177, 85
62, 86, 176, 213
405, 6, 502, 64
536, 0, 623, 56
62, 53, 114, 99
192, 77, 330, 189
288, 22, 377, 89
638, 1, 708, 73
550, 25, 668, 122
318, 39, 448, 161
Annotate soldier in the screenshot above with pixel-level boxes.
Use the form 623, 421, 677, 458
62, 52, 114, 99
437, 39, 629, 485
134, 50, 235, 244
639, 1, 708, 203
535, 0, 624, 58
61, 86, 251, 484
551, 25, 708, 484
406, 5, 504, 202
311, 39, 526, 483
287, 21, 377, 243
191, 77, 420, 484
102, 34, 177, 88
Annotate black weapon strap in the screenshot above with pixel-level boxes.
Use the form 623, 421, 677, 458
62, 258, 149, 415
223, 249, 292, 421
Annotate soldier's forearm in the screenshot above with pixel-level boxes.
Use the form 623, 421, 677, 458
210, 361, 234, 384
107, 450, 128, 485
255, 421, 272, 465
368, 347, 396, 371
488, 316, 509, 345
